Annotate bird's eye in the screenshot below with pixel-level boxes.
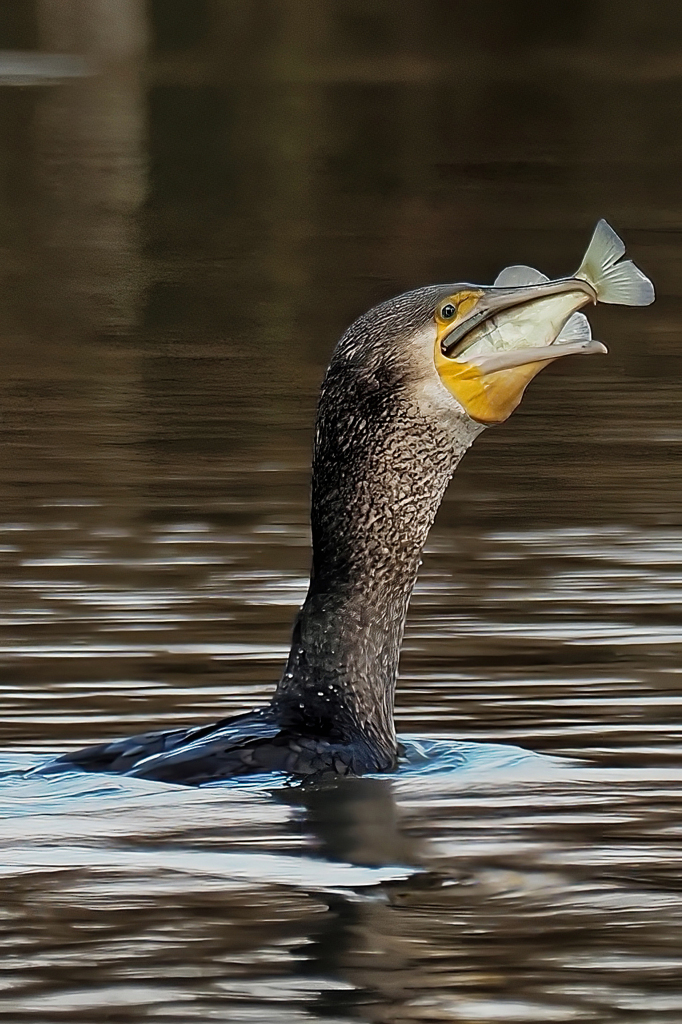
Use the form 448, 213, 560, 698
440, 303, 457, 320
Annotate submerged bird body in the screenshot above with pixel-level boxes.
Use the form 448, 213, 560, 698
38, 222, 654, 785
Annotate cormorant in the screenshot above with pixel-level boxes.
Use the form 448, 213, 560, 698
37, 221, 653, 784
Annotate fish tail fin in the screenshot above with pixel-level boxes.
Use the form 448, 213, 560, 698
575, 219, 655, 306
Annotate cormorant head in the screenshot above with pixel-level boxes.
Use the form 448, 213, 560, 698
430, 277, 602, 424
338, 276, 603, 428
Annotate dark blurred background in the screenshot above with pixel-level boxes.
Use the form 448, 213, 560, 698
0, 0, 681, 758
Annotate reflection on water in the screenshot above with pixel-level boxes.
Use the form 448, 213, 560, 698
1, 1, 682, 1021
3, 746, 682, 1023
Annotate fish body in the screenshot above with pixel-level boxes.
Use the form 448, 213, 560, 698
456, 290, 588, 361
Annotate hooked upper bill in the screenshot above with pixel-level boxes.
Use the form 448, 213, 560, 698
433, 219, 654, 425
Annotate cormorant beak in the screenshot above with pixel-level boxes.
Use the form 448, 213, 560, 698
434, 278, 606, 426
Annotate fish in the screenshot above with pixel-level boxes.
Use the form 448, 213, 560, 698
450, 219, 654, 370
434, 220, 654, 424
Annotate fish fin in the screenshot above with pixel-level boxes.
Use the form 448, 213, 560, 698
555, 312, 592, 345
576, 219, 655, 306
587, 259, 655, 306
494, 265, 549, 287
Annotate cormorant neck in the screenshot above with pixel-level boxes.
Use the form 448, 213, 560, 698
272, 345, 481, 768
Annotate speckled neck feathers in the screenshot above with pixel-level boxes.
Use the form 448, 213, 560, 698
36, 287, 485, 785
272, 291, 481, 768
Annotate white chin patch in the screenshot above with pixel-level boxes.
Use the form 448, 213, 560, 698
405, 325, 486, 437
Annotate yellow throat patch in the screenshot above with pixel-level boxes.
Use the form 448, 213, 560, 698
434, 347, 552, 425
433, 291, 552, 425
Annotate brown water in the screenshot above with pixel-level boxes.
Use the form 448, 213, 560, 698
1, 3, 682, 1022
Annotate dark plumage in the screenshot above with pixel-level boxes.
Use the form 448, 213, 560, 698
38, 284, 483, 784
